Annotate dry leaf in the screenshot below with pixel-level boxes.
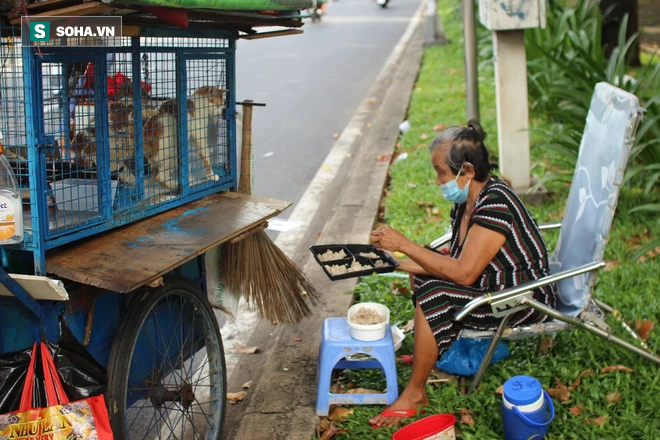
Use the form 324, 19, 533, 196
317, 417, 330, 434
604, 261, 621, 271
495, 385, 504, 395
584, 415, 608, 426
600, 365, 634, 374
319, 422, 347, 440
569, 403, 585, 417
328, 406, 354, 422
637, 246, 660, 263
636, 320, 655, 342
433, 124, 446, 132
416, 200, 426, 207
431, 207, 440, 215
292, 337, 303, 342
569, 369, 594, 391
546, 378, 571, 401
344, 388, 382, 394
242, 380, 252, 389
227, 391, 246, 404
408, 183, 417, 188
539, 338, 553, 355
460, 408, 474, 425
420, 133, 428, 140
234, 343, 258, 354
402, 319, 415, 332
606, 391, 623, 404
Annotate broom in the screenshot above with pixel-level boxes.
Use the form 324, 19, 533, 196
221, 100, 320, 324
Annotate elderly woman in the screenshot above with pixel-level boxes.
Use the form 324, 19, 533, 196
369, 120, 556, 428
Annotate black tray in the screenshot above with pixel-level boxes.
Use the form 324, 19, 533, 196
309, 244, 399, 281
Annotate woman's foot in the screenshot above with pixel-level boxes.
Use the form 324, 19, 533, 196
369, 387, 429, 428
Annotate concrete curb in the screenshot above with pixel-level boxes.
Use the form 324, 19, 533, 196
222, 8, 426, 440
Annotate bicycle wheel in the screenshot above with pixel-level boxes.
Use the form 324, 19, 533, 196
106, 277, 226, 440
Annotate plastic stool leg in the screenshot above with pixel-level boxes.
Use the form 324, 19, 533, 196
316, 346, 336, 416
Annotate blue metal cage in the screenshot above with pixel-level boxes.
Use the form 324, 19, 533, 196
0, 27, 238, 274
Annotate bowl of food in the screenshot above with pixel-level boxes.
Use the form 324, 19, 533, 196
347, 302, 390, 341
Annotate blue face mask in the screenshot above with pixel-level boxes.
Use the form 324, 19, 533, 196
440, 168, 471, 204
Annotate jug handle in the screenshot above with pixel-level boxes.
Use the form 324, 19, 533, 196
512, 391, 555, 427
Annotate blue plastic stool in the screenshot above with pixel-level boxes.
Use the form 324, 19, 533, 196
316, 317, 399, 416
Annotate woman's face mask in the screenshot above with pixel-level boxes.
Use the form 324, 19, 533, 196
440, 167, 470, 204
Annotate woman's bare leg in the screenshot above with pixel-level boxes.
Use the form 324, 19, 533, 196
369, 302, 438, 428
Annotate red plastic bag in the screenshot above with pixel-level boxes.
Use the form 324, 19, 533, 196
0, 342, 113, 439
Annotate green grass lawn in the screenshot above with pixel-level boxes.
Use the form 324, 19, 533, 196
320, 0, 660, 438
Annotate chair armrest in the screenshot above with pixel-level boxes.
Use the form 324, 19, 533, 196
454, 261, 606, 321
429, 232, 452, 250
538, 222, 562, 231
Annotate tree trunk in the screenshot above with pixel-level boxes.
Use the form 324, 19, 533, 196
600, 0, 641, 67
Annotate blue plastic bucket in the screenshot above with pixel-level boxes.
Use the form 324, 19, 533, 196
501, 376, 554, 440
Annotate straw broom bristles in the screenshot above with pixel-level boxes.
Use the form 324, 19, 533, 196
222, 100, 320, 324
221, 230, 320, 324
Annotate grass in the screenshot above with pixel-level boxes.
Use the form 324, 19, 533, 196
322, 0, 660, 438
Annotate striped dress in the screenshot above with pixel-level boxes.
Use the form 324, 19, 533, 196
413, 177, 556, 356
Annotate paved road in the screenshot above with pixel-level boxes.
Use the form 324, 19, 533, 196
236, 0, 420, 212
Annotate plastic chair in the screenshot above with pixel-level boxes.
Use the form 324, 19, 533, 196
316, 318, 398, 416
430, 82, 660, 393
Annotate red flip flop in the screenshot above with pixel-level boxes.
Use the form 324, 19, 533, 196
370, 408, 425, 429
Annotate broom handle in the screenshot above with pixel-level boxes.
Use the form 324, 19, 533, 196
239, 100, 254, 195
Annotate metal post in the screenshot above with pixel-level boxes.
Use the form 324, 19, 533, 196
463, 0, 479, 121
425, 0, 448, 46
467, 314, 512, 394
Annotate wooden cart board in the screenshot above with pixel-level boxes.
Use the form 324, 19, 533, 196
47, 192, 290, 293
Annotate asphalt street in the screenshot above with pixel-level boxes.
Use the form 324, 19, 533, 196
236, 0, 421, 211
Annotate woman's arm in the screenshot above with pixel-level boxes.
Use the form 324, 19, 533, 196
371, 225, 506, 285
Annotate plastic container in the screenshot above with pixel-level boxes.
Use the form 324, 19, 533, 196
501, 375, 554, 440
346, 302, 390, 341
51, 179, 118, 212
392, 414, 456, 440
391, 325, 405, 351
0, 131, 23, 245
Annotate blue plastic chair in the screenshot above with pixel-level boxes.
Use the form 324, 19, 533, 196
316, 318, 398, 416
430, 82, 660, 393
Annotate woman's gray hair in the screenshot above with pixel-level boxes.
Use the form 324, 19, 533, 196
426, 119, 497, 181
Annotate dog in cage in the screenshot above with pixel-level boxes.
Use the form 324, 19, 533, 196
145, 85, 227, 189
70, 84, 226, 192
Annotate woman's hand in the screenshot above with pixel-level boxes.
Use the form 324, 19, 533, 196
370, 225, 409, 252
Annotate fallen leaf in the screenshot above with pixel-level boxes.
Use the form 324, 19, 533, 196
431, 207, 440, 215
448, 68, 458, 75
328, 406, 354, 422
292, 337, 303, 342
637, 246, 660, 263
495, 385, 504, 395
546, 378, 571, 401
606, 391, 623, 404
319, 422, 347, 440
604, 261, 621, 271
636, 320, 655, 342
569, 403, 585, 417
600, 365, 634, 374
333, 133, 340, 139
539, 338, 553, 355
344, 388, 382, 395
402, 319, 415, 332
408, 182, 417, 188
460, 408, 474, 425
234, 343, 258, 354
433, 124, 446, 132
242, 380, 252, 389
430, 369, 456, 383
584, 415, 608, 426
226, 391, 246, 404
569, 369, 594, 390
330, 383, 344, 394
317, 417, 330, 434
420, 133, 428, 140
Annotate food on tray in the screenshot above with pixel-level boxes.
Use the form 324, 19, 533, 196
373, 259, 387, 268
318, 248, 347, 262
350, 307, 385, 325
359, 252, 379, 258
325, 258, 371, 276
